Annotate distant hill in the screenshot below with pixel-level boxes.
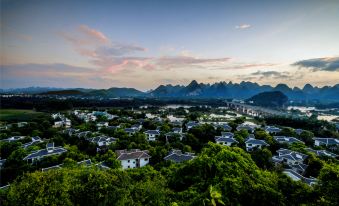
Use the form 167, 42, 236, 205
39, 90, 84, 95
3, 81, 339, 102
86, 87, 144, 97
246, 91, 288, 108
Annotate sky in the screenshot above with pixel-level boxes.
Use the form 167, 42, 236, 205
1, 0, 339, 90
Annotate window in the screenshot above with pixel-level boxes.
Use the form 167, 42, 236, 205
128, 166, 130, 168
248, 144, 252, 146
128, 160, 130, 163
144, 158, 148, 161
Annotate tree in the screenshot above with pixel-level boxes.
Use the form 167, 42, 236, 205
317, 163, 339, 205
203, 185, 225, 206
298, 130, 315, 146
250, 148, 274, 170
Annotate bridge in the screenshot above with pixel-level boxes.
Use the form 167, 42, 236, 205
225, 101, 287, 117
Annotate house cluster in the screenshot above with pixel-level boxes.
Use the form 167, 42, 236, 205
52, 113, 71, 128
73, 110, 118, 122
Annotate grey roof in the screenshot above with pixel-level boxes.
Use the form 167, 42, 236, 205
274, 136, 304, 144
47, 142, 54, 148
295, 129, 304, 135
145, 130, 160, 135
124, 128, 138, 133
187, 121, 199, 127
283, 169, 317, 186
96, 162, 110, 170
276, 148, 308, 161
23, 147, 67, 160
116, 149, 151, 161
42, 164, 62, 172
245, 138, 269, 146
265, 126, 281, 133
215, 136, 238, 144
172, 127, 182, 132
164, 150, 196, 163
76, 131, 92, 138
90, 136, 116, 145
237, 124, 257, 132
77, 159, 92, 166
314, 138, 339, 145
32, 136, 41, 142
218, 124, 232, 131
1, 136, 26, 142
305, 148, 338, 158
290, 163, 308, 173
221, 132, 234, 138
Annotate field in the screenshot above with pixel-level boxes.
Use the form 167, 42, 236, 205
0, 109, 47, 122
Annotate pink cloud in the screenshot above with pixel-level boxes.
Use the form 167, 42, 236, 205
78, 24, 109, 44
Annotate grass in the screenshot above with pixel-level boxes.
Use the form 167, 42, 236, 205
0, 109, 47, 122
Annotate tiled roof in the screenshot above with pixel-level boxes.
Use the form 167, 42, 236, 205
23, 147, 67, 160
116, 149, 151, 161
145, 130, 160, 135
245, 138, 269, 146
314, 138, 339, 145
221, 132, 234, 138
305, 148, 338, 158
276, 149, 308, 161
164, 150, 196, 163
274, 136, 304, 144
215, 136, 238, 144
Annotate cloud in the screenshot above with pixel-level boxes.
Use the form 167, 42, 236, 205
292, 57, 339, 71
235, 24, 251, 29
78, 24, 109, 44
61, 24, 149, 73
0, 63, 115, 88
250, 70, 290, 79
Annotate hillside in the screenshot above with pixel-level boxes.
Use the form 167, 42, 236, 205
246, 91, 288, 108
4, 81, 339, 102
39, 90, 84, 95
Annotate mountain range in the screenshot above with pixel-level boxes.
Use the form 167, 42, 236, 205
1, 80, 339, 102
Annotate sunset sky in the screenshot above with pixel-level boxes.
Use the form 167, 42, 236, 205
1, 0, 339, 90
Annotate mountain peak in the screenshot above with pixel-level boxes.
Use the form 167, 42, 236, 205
188, 80, 199, 87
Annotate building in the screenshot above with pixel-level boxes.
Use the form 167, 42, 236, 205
186, 121, 199, 130
314, 138, 339, 147
265, 126, 282, 134
215, 136, 238, 146
23, 143, 67, 163
294, 129, 304, 135
172, 127, 183, 134
274, 136, 304, 145
96, 122, 109, 130
237, 123, 258, 133
305, 148, 338, 158
275, 148, 308, 164
164, 149, 196, 163
116, 149, 151, 169
89, 136, 117, 147
245, 137, 269, 151
1, 136, 26, 142
283, 169, 317, 186
124, 128, 138, 136
144, 130, 160, 141
22, 136, 42, 148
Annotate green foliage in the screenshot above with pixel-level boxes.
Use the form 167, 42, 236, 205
317, 163, 339, 205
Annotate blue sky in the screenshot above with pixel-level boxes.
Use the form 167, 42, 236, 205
1, 0, 339, 90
